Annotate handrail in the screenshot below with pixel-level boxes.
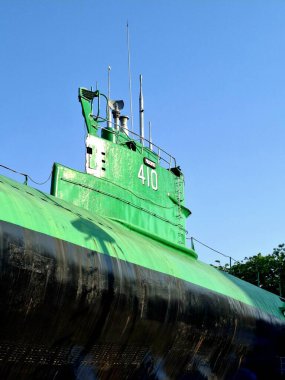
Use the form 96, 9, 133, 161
93, 115, 177, 169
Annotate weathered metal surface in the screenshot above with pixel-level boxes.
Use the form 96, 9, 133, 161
0, 222, 285, 379
0, 174, 283, 317
1, 82, 285, 379
76, 87, 190, 247
51, 138, 188, 247
0, 220, 285, 379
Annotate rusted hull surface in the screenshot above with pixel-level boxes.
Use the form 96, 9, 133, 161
0, 220, 284, 379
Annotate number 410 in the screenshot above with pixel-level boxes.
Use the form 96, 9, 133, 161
138, 164, 158, 191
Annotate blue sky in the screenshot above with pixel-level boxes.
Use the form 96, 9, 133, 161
1, 1, 284, 264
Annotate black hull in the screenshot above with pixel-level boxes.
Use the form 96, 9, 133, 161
0, 220, 284, 379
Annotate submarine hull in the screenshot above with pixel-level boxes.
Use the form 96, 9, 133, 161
0, 220, 285, 380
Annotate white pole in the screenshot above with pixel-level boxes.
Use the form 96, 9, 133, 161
149, 121, 153, 150
107, 66, 112, 129
139, 74, 144, 145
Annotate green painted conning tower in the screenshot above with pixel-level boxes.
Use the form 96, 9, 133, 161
1, 85, 285, 379
51, 88, 193, 253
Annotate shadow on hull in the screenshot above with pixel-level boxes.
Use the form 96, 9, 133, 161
0, 220, 285, 379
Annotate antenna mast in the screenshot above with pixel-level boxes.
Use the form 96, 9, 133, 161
127, 21, 134, 131
107, 66, 112, 129
149, 121, 153, 150
139, 74, 144, 145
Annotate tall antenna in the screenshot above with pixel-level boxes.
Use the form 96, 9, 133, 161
107, 66, 112, 129
139, 74, 144, 145
149, 121, 153, 150
127, 21, 134, 131
108, 66, 111, 99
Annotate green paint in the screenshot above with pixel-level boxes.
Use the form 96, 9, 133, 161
0, 174, 283, 320
52, 88, 190, 247
78, 88, 100, 135
0, 86, 284, 322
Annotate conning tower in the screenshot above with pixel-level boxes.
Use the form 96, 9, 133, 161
51, 86, 192, 250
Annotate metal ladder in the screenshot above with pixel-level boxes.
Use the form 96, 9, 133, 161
175, 176, 184, 245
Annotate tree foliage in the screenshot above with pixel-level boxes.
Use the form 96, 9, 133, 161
215, 244, 285, 297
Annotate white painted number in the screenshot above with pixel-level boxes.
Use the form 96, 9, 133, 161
151, 169, 158, 190
138, 164, 146, 184
137, 164, 158, 191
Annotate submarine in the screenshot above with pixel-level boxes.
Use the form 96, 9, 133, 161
0, 82, 285, 380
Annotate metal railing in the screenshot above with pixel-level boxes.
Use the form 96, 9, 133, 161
94, 116, 177, 170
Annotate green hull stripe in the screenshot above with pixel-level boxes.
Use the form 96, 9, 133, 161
0, 174, 283, 319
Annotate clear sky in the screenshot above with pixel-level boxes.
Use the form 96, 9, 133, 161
1, 0, 284, 265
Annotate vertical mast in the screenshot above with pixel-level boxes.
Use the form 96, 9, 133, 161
127, 22, 134, 132
107, 66, 112, 129
139, 74, 144, 145
149, 121, 153, 150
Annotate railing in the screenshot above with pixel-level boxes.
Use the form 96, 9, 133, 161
94, 116, 177, 170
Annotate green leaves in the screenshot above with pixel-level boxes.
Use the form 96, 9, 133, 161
218, 244, 285, 296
